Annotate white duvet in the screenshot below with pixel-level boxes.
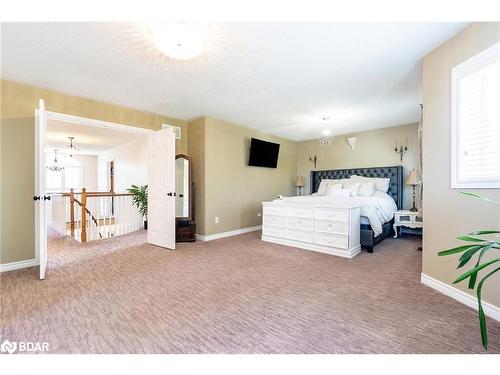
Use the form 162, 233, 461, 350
278, 191, 397, 236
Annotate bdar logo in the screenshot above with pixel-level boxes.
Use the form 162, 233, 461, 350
1, 340, 17, 354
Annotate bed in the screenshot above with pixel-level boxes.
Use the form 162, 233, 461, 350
309, 166, 403, 252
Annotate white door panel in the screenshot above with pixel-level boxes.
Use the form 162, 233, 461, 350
35, 99, 48, 279
147, 128, 176, 249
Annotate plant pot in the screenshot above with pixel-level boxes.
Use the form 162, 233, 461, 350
144, 220, 148, 230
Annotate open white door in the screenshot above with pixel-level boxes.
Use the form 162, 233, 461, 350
35, 99, 48, 279
147, 128, 176, 249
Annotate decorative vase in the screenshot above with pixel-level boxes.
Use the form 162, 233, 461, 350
144, 220, 148, 230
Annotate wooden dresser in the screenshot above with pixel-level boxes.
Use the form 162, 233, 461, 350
176, 220, 196, 242
261, 201, 361, 258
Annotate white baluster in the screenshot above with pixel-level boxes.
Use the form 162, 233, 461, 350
116, 195, 121, 236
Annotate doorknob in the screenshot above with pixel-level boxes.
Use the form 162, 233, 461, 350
43, 196, 51, 201
33, 196, 41, 201
167, 192, 173, 196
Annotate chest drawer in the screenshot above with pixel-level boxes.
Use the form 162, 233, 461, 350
315, 220, 348, 235
315, 208, 348, 222
315, 233, 349, 249
287, 207, 314, 219
262, 225, 286, 238
263, 205, 286, 216
287, 217, 314, 231
286, 229, 314, 243
263, 214, 286, 227
395, 213, 413, 224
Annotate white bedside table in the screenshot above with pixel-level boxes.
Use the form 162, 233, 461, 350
393, 210, 423, 238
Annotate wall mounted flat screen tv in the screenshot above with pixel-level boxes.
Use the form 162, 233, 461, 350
248, 138, 280, 168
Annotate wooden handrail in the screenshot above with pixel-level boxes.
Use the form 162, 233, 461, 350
73, 197, 103, 239
68, 187, 135, 242
62, 191, 133, 197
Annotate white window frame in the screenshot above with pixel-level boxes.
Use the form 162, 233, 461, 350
45, 152, 84, 192
451, 41, 500, 189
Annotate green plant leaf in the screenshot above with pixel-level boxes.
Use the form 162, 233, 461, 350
460, 192, 500, 206
476, 266, 500, 350
457, 246, 483, 268
466, 243, 495, 289
438, 245, 482, 256
127, 184, 148, 219
453, 258, 500, 284
469, 230, 500, 235
456, 235, 486, 242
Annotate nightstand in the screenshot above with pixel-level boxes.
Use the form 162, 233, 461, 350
393, 210, 423, 238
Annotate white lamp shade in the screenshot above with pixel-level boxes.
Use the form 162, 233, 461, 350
295, 175, 304, 187
406, 169, 419, 186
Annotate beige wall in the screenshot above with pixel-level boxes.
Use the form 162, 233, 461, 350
187, 117, 206, 235
297, 123, 419, 209
189, 116, 297, 236
0, 79, 187, 264
422, 23, 500, 307
97, 137, 148, 193
73, 154, 98, 191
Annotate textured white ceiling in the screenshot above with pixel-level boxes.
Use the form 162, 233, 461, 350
46, 119, 146, 155
1, 22, 467, 140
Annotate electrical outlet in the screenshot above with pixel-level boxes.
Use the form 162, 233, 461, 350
215, 216, 219, 224
257, 213, 262, 217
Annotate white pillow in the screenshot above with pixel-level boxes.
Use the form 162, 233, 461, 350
317, 179, 336, 195
317, 179, 346, 195
350, 175, 390, 193
325, 183, 343, 195
358, 181, 376, 197
327, 188, 352, 198
342, 181, 360, 197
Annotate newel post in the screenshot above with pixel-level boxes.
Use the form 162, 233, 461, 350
69, 188, 75, 237
81, 188, 87, 242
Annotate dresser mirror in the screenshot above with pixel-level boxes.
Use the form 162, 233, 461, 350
175, 154, 195, 242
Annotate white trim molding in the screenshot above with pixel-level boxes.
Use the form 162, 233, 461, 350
0, 259, 39, 273
421, 273, 500, 322
196, 225, 262, 242
39, 110, 154, 134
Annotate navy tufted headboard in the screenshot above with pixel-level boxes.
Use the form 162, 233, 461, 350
310, 166, 404, 210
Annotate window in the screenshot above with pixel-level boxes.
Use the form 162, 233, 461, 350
45, 152, 83, 192
451, 42, 500, 189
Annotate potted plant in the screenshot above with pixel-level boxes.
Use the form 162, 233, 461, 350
127, 184, 148, 229
438, 192, 500, 350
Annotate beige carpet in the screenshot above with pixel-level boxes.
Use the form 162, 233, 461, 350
1, 229, 499, 353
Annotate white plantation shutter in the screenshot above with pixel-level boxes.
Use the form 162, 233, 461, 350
452, 42, 500, 188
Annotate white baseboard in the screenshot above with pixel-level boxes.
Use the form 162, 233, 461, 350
0, 259, 38, 273
196, 225, 262, 242
421, 273, 500, 322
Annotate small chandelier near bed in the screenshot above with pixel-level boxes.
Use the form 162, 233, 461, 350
319, 117, 334, 146
47, 149, 65, 172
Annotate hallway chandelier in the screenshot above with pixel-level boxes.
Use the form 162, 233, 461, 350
47, 149, 65, 172
319, 117, 334, 146
66, 136, 79, 156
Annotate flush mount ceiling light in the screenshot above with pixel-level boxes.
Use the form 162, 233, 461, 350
319, 117, 335, 146
145, 22, 209, 60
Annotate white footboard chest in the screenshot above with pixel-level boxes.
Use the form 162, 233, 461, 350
261, 201, 361, 258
